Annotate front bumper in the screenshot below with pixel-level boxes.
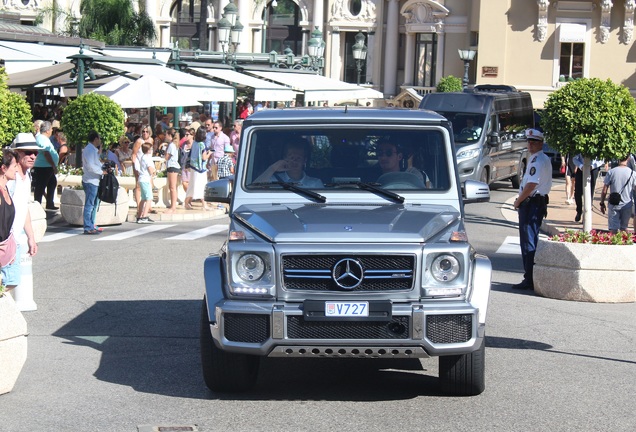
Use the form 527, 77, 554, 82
205, 300, 485, 358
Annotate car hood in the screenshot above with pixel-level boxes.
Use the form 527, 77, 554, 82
232, 203, 461, 243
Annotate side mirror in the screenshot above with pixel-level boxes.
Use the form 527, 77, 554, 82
463, 179, 490, 204
488, 132, 501, 146
204, 177, 232, 203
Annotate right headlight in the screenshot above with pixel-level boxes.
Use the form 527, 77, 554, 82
456, 148, 480, 161
229, 251, 274, 297
431, 254, 460, 282
422, 247, 469, 298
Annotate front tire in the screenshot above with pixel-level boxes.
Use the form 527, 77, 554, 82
439, 338, 486, 396
200, 297, 260, 392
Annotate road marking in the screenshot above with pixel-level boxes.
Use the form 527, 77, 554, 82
164, 224, 228, 240
496, 236, 521, 255
94, 224, 177, 241
40, 228, 84, 242
496, 234, 551, 255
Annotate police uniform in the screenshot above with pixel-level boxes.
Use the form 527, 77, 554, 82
515, 131, 552, 290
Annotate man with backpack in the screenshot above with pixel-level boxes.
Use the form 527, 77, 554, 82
82, 131, 105, 235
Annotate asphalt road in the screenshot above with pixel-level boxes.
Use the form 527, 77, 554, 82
1, 185, 635, 432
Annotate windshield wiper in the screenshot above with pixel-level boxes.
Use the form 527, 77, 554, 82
327, 181, 404, 204
252, 181, 327, 203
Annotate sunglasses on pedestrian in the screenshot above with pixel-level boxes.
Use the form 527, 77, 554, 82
22, 150, 39, 156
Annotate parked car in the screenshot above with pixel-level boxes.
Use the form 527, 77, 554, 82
201, 108, 492, 396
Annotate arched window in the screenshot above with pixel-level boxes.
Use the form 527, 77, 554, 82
262, 0, 302, 54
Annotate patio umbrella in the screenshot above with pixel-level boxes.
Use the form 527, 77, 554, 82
110, 74, 202, 108
93, 76, 134, 97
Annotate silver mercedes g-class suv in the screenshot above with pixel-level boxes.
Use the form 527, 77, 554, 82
201, 108, 492, 396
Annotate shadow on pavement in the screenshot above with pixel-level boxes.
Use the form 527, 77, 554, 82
52, 300, 444, 401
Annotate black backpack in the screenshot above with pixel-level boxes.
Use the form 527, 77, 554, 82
98, 161, 119, 204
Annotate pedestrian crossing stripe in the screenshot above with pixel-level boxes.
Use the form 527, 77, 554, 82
94, 224, 177, 241
40, 224, 229, 242
164, 225, 228, 240
495, 234, 550, 255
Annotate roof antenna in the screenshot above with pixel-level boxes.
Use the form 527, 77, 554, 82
344, 104, 348, 114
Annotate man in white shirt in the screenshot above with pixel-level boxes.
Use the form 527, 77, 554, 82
82, 131, 104, 235
2, 133, 40, 289
572, 154, 603, 222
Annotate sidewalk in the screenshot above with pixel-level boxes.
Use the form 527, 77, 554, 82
501, 177, 609, 236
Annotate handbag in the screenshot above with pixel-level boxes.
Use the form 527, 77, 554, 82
609, 170, 634, 205
559, 165, 566, 175
0, 232, 17, 267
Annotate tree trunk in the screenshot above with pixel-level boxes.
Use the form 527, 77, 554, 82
582, 157, 592, 232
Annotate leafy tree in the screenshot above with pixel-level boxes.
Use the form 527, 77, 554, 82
542, 78, 636, 231
436, 76, 463, 93
61, 93, 125, 153
0, 68, 32, 147
78, 0, 156, 46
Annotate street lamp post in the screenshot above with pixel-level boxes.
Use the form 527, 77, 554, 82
306, 26, 325, 73
218, 0, 243, 67
458, 48, 477, 89
67, 42, 96, 168
351, 31, 367, 85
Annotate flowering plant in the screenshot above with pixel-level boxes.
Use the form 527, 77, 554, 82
57, 164, 83, 176
551, 229, 635, 245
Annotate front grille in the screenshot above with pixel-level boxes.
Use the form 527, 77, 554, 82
426, 314, 472, 344
224, 314, 270, 343
283, 254, 415, 292
287, 316, 410, 339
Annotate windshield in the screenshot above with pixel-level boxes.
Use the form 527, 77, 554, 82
244, 127, 451, 193
436, 112, 486, 144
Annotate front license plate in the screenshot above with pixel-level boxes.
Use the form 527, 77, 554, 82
325, 302, 369, 317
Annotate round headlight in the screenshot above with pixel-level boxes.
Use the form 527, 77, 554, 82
431, 255, 460, 282
237, 254, 265, 281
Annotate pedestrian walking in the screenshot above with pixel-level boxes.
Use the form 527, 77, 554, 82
512, 129, 552, 290
2, 134, 40, 290
0, 149, 20, 279
33, 121, 59, 210
599, 155, 636, 233
572, 153, 603, 222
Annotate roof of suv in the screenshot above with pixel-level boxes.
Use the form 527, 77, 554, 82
244, 107, 448, 125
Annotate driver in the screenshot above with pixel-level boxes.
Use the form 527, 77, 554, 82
461, 118, 482, 136
254, 139, 324, 188
376, 140, 430, 187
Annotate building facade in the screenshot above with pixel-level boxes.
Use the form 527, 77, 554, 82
3, 0, 635, 107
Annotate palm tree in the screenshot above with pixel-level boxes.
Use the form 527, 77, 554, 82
78, 0, 157, 46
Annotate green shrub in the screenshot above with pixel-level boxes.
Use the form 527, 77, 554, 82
0, 68, 32, 146
436, 76, 463, 93
61, 92, 125, 151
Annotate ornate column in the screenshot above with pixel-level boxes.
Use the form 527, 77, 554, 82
237, 0, 250, 52
314, 0, 324, 30
536, 0, 549, 42
624, 0, 635, 43
403, 32, 415, 86
600, 0, 613, 44
330, 27, 341, 80
383, 0, 399, 97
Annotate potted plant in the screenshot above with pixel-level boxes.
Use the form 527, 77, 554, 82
534, 230, 636, 302
542, 78, 636, 231
536, 79, 636, 302
436, 75, 463, 93
0, 285, 29, 395
0, 67, 32, 146
61, 92, 125, 159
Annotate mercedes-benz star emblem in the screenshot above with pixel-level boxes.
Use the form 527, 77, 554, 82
332, 258, 364, 289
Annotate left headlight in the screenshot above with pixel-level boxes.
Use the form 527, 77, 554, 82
431, 255, 460, 283
229, 251, 274, 297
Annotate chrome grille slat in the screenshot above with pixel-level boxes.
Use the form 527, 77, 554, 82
282, 254, 415, 292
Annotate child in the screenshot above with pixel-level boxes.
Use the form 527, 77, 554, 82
136, 142, 156, 223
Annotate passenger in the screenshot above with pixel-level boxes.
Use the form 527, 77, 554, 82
255, 140, 323, 188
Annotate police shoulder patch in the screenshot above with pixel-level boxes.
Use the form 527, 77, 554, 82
531, 156, 537, 163
530, 167, 536, 176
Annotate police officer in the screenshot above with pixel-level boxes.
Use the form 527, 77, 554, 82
512, 129, 552, 290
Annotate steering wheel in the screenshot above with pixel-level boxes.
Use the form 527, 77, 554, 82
377, 172, 426, 189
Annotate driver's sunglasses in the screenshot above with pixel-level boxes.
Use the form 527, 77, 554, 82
377, 149, 395, 158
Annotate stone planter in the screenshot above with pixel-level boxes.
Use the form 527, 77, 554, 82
55, 174, 83, 188
28, 202, 47, 243
0, 293, 28, 395
59, 187, 129, 226
534, 239, 636, 303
